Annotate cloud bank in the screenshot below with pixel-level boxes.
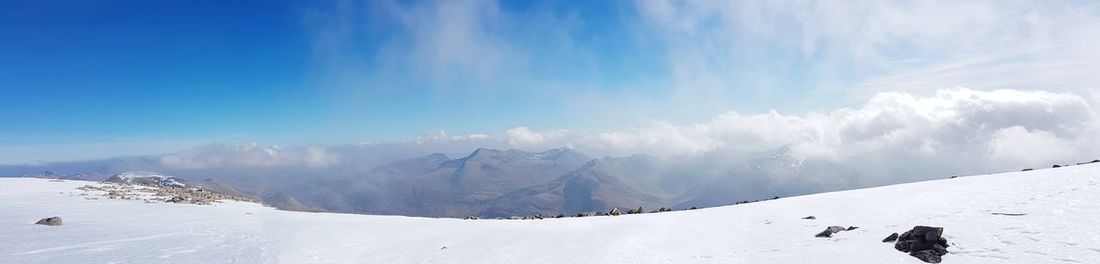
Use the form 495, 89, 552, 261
500, 88, 1096, 167
155, 88, 1097, 181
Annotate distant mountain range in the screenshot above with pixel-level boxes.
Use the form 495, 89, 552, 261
1, 147, 865, 217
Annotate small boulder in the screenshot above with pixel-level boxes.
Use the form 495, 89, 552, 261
1022, 168, 1034, 171
167, 196, 187, 203
815, 226, 847, 237
883, 232, 899, 242
846, 226, 859, 231
1053, 164, 1062, 168
35, 216, 63, 226
608, 208, 621, 216
802, 216, 816, 220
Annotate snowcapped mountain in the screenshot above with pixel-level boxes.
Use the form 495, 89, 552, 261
3, 161, 1098, 263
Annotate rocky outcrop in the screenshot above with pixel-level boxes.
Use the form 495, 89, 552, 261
893, 226, 949, 263
608, 208, 621, 216
76, 181, 260, 206
35, 216, 62, 226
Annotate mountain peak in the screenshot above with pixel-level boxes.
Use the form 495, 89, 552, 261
466, 148, 502, 160
425, 153, 450, 161
537, 147, 586, 160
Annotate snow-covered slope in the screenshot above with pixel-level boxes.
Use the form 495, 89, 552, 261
2, 164, 1099, 263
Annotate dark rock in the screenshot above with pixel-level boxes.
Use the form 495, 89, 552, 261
35, 216, 62, 226
846, 226, 859, 231
167, 196, 187, 203
948, 176, 958, 179
608, 208, 621, 216
802, 216, 816, 220
815, 226, 847, 237
909, 250, 942, 263
1022, 168, 1034, 171
883, 233, 899, 242
894, 226, 949, 263
1053, 164, 1062, 168
690, 207, 698, 210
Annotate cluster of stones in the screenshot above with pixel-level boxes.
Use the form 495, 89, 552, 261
76, 182, 258, 206
148, 186, 258, 205
76, 184, 144, 200
469, 195, 780, 220
467, 206, 679, 220
886, 226, 950, 263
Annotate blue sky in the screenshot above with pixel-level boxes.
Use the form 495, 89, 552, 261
3, 0, 1100, 163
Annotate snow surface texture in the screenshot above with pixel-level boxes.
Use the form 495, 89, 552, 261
2, 164, 1099, 263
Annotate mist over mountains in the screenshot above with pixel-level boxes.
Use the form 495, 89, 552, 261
1, 145, 875, 217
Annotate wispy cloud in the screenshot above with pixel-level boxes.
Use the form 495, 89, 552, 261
631, 0, 1100, 108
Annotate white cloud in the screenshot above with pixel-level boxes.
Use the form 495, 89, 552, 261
303, 146, 341, 168
493, 88, 1098, 172
160, 143, 342, 169
631, 0, 1100, 109
505, 127, 568, 148
987, 126, 1075, 165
